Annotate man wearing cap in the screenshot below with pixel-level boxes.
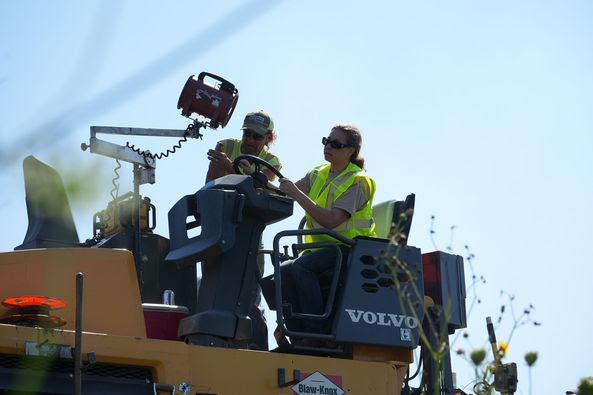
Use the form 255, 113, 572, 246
203, 110, 281, 351
206, 110, 281, 182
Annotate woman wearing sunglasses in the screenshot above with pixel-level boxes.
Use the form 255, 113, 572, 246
278, 124, 376, 339
205, 110, 281, 182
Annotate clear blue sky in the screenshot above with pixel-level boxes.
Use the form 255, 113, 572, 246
1, 1, 592, 393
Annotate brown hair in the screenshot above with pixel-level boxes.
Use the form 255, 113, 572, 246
332, 123, 365, 169
264, 131, 277, 148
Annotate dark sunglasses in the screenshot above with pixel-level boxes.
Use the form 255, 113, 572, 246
322, 136, 351, 149
242, 129, 265, 141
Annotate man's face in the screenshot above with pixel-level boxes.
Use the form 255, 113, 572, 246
241, 129, 267, 155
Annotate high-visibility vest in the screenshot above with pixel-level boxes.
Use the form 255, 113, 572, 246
304, 162, 376, 245
219, 139, 281, 173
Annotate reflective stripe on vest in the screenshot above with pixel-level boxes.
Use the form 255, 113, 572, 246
304, 162, 376, 245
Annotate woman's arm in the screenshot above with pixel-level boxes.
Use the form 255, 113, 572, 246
279, 178, 349, 229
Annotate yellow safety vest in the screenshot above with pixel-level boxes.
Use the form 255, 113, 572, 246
219, 139, 281, 173
304, 162, 376, 245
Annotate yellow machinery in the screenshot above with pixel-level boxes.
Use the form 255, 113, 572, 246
0, 73, 467, 394
0, 248, 409, 394
0, 154, 466, 395
93, 192, 155, 238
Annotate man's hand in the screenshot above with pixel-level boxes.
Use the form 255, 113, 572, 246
207, 149, 233, 174
237, 159, 254, 175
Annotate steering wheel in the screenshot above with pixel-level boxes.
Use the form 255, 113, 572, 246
233, 154, 285, 194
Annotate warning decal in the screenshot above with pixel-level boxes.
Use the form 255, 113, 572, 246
291, 371, 344, 395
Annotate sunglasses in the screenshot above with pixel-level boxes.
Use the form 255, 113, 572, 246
242, 129, 265, 141
322, 136, 351, 149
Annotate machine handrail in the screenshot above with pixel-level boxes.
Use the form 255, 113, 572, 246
272, 229, 354, 339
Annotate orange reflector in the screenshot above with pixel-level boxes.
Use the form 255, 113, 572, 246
2, 296, 67, 310
0, 314, 66, 328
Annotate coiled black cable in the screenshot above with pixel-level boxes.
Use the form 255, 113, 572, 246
125, 133, 188, 160
124, 123, 201, 161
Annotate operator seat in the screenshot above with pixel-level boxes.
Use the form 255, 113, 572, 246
262, 194, 422, 352
315, 193, 416, 300
372, 193, 415, 242
295, 193, 416, 290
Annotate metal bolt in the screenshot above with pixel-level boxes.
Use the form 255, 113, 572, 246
178, 382, 191, 395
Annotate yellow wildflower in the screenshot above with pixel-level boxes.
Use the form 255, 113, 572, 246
498, 341, 508, 357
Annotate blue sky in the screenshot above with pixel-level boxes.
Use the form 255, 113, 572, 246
1, 1, 592, 393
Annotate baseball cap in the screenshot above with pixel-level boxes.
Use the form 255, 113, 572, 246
241, 111, 274, 136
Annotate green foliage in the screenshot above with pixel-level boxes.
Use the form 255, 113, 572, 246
470, 348, 487, 366
578, 377, 593, 395
524, 351, 537, 367
56, 158, 111, 206
391, 216, 542, 394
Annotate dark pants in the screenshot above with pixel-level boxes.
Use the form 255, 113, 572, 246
280, 245, 350, 333
250, 240, 268, 350
249, 283, 268, 350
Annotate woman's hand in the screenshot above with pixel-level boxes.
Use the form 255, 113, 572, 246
280, 177, 350, 229
207, 149, 233, 174
279, 178, 300, 199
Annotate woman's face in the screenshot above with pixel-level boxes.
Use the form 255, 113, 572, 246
323, 128, 355, 165
241, 129, 269, 155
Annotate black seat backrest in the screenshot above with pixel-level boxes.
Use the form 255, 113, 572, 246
15, 156, 80, 250
392, 193, 415, 245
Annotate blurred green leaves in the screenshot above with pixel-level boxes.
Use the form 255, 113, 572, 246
524, 351, 538, 367
51, 155, 117, 209
470, 348, 487, 366
578, 377, 593, 395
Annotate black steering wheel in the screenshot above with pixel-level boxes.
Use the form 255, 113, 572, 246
233, 154, 285, 194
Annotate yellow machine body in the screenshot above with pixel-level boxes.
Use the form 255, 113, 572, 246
0, 248, 411, 394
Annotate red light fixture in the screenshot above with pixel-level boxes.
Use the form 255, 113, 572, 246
0, 295, 67, 328
177, 72, 239, 129
2, 296, 66, 309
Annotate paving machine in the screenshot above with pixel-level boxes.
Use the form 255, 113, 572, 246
0, 72, 468, 395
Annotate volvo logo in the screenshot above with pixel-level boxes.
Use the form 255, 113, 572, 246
345, 309, 419, 328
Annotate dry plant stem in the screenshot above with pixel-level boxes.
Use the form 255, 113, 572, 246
386, 222, 454, 394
